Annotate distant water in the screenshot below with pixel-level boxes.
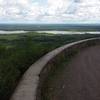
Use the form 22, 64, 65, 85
0, 30, 100, 34
0, 31, 28, 34
37, 31, 83, 34
36, 31, 100, 34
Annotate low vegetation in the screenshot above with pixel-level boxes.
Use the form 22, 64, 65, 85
0, 32, 99, 100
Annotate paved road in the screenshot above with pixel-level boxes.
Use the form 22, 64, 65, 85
47, 45, 100, 100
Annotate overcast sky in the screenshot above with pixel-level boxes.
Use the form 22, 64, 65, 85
0, 0, 100, 23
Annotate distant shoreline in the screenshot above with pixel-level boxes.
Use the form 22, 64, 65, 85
1, 24, 100, 31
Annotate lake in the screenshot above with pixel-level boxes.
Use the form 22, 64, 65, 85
0, 30, 100, 34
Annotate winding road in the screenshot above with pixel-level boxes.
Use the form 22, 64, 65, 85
47, 45, 100, 100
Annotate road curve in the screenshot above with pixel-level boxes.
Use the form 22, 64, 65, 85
47, 45, 100, 100
10, 38, 100, 100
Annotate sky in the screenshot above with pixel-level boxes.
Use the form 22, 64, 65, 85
0, 0, 100, 24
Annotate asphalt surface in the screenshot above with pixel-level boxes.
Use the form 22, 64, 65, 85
48, 45, 100, 100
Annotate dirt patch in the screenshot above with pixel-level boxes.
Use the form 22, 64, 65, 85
43, 45, 100, 100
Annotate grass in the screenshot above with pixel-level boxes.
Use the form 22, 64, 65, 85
0, 32, 100, 100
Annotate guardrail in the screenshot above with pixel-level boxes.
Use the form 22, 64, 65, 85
10, 38, 100, 100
